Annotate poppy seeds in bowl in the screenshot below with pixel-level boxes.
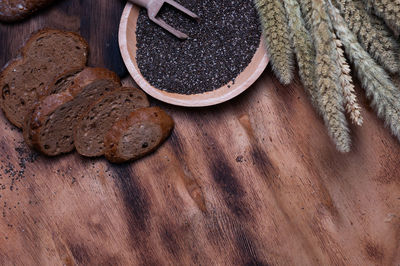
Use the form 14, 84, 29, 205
135, 0, 262, 95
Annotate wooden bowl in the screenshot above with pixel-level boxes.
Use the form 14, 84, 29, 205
119, 3, 269, 107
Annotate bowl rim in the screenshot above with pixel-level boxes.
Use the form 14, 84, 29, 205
118, 3, 269, 107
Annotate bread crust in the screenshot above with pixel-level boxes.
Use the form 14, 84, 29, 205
23, 67, 121, 156
0, 29, 89, 128
0, 57, 23, 125
0, 0, 55, 22
73, 86, 150, 157
39, 67, 82, 98
20, 29, 89, 57
24, 91, 74, 154
68, 67, 121, 96
104, 107, 174, 163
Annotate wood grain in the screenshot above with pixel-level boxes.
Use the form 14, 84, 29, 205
0, 0, 400, 265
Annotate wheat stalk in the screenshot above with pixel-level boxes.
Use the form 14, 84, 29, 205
283, 0, 318, 107
334, 37, 363, 126
333, 0, 399, 74
363, 0, 400, 32
329, 3, 400, 141
310, 0, 351, 152
255, 0, 294, 85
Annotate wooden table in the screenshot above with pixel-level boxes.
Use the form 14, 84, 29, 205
0, 1, 399, 265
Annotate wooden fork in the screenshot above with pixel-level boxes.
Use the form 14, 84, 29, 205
129, 0, 199, 39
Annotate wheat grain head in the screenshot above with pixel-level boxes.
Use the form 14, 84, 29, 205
334, 37, 363, 126
283, 0, 318, 107
363, 0, 400, 32
333, 0, 400, 74
329, 3, 400, 142
255, 0, 294, 85
310, 0, 351, 152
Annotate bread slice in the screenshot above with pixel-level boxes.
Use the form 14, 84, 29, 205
43, 68, 83, 96
0, 29, 89, 128
0, 0, 54, 22
23, 67, 121, 156
22, 68, 85, 148
74, 87, 150, 157
104, 107, 174, 163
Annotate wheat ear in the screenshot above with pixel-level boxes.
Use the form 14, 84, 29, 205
329, 4, 400, 141
282, 0, 318, 107
363, 0, 400, 32
298, 0, 313, 31
334, 37, 363, 126
369, 11, 400, 39
310, 0, 351, 152
333, 0, 399, 74
255, 0, 294, 85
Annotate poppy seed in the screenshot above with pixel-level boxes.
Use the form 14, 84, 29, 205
136, 0, 261, 95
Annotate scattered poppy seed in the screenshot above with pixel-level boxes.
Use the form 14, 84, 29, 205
136, 0, 261, 95
236, 155, 244, 162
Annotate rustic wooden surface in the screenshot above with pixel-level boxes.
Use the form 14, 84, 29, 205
0, 0, 399, 265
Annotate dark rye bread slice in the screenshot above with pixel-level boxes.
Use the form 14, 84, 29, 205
23, 67, 85, 148
43, 68, 83, 96
0, 29, 89, 128
104, 107, 174, 163
0, 0, 54, 22
23, 68, 121, 156
74, 87, 150, 157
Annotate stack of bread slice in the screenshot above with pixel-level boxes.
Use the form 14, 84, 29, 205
0, 29, 174, 163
